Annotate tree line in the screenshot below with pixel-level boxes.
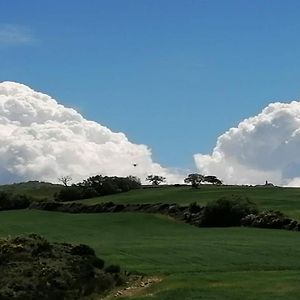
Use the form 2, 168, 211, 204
146, 173, 222, 187
56, 173, 222, 201
56, 175, 141, 201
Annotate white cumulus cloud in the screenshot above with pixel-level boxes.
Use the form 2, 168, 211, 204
194, 101, 300, 187
0, 81, 183, 184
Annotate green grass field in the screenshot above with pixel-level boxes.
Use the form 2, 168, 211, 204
1, 183, 300, 299
77, 185, 300, 220
0, 181, 62, 200
0, 209, 300, 299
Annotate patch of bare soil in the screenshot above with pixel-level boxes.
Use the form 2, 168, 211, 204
104, 275, 162, 299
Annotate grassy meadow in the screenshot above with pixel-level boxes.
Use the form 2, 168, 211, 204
77, 185, 300, 220
0, 181, 61, 200
1, 183, 300, 299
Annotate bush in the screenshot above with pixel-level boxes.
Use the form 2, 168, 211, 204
0, 192, 31, 210
55, 186, 101, 202
100, 180, 121, 196
70, 244, 95, 256
57, 175, 142, 202
55, 186, 81, 202
241, 210, 299, 230
82, 175, 141, 195
200, 196, 258, 227
105, 264, 121, 274
81, 187, 99, 199
92, 257, 105, 269
189, 202, 201, 214
0, 234, 124, 299
13, 194, 31, 209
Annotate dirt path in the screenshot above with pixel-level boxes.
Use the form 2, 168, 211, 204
104, 276, 162, 299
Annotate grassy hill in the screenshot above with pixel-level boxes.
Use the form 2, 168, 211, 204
76, 185, 300, 220
3, 182, 300, 219
0, 209, 299, 299
1, 182, 300, 299
0, 181, 62, 200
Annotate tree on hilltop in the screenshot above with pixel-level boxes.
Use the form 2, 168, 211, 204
146, 175, 166, 185
58, 176, 72, 187
184, 173, 205, 188
204, 175, 223, 185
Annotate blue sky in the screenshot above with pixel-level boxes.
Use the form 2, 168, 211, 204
1, 0, 300, 171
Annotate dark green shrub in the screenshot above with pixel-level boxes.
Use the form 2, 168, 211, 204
81, 187, 99, 199
55, 186, 88, 202
115, 176, 141, 192
70, 244, 95, 256
0, 234, 124, 299
31, 240, 52, 256
189, 202, 201, 213
105, 264, 121, 274
12, 194, 31, 209
94, 271, 115, 293
100, 180, 121, 195
200, 196, 258, 227
0, 192, 12, 209
82, 175, 141, 196
91, 257, 105, 269
0, 192, 31, 210
58, 175, 141, 202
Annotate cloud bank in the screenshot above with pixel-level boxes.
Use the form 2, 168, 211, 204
0, 81, 182, 184
195, 101, 300, 186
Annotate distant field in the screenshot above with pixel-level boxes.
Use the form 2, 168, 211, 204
0, 181, 62, 200
76, 185, 300, 220
0, 209, 299, 299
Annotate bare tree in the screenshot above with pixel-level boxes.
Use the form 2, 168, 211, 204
58, 176, 72, 187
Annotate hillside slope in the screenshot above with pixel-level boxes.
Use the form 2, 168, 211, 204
75, 185, 300, 220
0, 210, 300, 299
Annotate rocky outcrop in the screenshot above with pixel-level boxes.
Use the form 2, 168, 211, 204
241, 210, 300, 231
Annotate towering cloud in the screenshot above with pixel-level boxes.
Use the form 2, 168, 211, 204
0, 81, 182, 184
194, 101, 300, 186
